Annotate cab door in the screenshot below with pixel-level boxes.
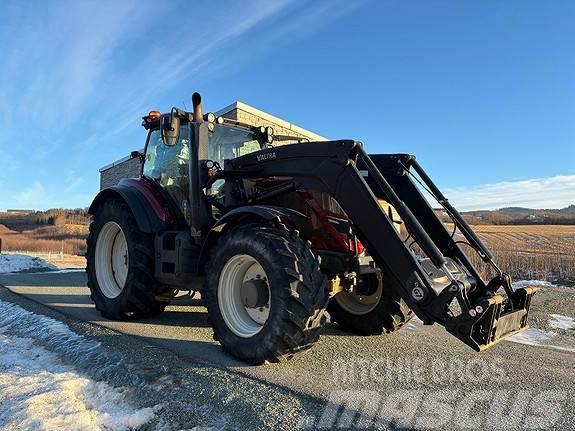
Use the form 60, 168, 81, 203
143, 125, 191, 224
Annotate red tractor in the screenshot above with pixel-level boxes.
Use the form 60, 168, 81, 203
86, 93, 535, 364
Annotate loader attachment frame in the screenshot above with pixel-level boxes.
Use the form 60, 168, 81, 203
221, 139, 535, 351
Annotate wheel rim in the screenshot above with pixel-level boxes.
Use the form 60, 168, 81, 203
335, 274, 383, 315
218, 254, 271, 338
95, 221, 129, 299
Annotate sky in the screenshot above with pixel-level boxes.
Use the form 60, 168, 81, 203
0, 0, 573, 211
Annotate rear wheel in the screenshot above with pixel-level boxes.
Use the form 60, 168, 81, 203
204, 225, 329, 364
86, 199, 167, 320
328, 272, 413, 335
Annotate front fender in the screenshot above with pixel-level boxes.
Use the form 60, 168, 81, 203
88, 179, 173, 233
198, 205, 307, 272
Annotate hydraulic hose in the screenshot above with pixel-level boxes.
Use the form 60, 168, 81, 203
358, 148, 447, 269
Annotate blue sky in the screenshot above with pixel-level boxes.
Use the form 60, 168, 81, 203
0, 0, 573, 211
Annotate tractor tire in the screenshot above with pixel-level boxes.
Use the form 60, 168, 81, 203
86, 198, 167, 320
204, 224, 329, 364
328, 273, 413, 335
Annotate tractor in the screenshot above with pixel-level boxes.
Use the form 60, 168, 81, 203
86, 93, 535, 364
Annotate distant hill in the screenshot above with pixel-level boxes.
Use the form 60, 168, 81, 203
0, 209, 89, 255
459, 205, 575, 225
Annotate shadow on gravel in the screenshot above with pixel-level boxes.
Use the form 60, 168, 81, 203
0, 271, 87, 287
9, 290, 213, 328
143, 310, 211, 328
135, 332, 248, 368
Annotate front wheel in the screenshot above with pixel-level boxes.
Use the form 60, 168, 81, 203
86, 199, 167, 320
204, 225, 329, 364
328, 272, 413, 335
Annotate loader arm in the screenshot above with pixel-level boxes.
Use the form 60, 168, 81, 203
222, 140, 535, 351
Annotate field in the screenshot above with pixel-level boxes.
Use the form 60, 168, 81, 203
453, 224, 575, 286
0, 209, 573, 282
0, 210, 89, 257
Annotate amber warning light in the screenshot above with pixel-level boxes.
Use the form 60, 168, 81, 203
147, 110, 161, 120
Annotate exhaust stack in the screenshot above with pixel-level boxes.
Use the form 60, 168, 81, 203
192, 92, 203, 122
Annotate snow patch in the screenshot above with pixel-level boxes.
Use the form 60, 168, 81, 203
0, 253, 57, 273
0, 301, 139, 384
507, 328, 575, 353
411, 315, 423, 325
47, 268, 85, 274
404, 315, 423, 331
404, 323, 417, 331
507, 328, 555, 346
0, 333, 157, 430
512, 279, 574, 289
0, 300, 158, 430
548, 314, 575, 331
512, 279, 555, 289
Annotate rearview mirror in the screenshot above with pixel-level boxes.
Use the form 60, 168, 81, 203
161, 110, 180, 146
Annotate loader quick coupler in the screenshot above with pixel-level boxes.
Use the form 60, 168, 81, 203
443, 280, 536, 351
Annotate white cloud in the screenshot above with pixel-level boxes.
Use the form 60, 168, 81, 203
444, 174, 575, 211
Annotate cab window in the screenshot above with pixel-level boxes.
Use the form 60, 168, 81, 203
208, 125, 263, 166
143, 125, 190, 183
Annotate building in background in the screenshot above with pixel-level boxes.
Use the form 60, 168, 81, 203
99, 101, 326, 190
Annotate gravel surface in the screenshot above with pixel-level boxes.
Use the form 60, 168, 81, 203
0, 272, 573, 430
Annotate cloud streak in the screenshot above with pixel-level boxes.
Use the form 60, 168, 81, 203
0, 0, 365, 210
444, 174, 575, 211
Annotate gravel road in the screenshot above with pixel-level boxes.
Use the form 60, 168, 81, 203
0, 271, 573, 430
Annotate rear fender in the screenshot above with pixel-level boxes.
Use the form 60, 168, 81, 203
88, 178, 174, 233
198, 205, 306, 272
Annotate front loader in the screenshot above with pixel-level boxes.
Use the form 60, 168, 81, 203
86, 93, 534, 363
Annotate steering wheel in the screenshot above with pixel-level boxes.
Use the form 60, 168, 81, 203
204, 160, 222, 176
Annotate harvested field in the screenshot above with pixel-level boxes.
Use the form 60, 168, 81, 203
0, 223, 88, 256
472, 224, 575, 254
451, 224, 575, 286
1, 208, 572, 284
0, 210, 89, 256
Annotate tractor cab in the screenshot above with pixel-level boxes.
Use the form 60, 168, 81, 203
140, 99, 271, 227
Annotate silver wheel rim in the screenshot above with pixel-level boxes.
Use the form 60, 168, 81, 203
335, 276, 383, 315
218, 254, 270, 338
95, 221, 129, 299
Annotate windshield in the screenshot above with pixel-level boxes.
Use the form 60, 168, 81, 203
208, 125, 264, 166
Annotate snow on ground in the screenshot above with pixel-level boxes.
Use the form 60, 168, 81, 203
46, 268, 85, 274
402, 281, 575, 353
404, 322, 417, 331
506, 328, 575, 353
512, 279, 573, 289
0, 300, 158, 431
512, 279, 555, 288
404, 315, 423, 331
548, 314, 575, 331
507, 328, 554, 347
0, 253, 57, 274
